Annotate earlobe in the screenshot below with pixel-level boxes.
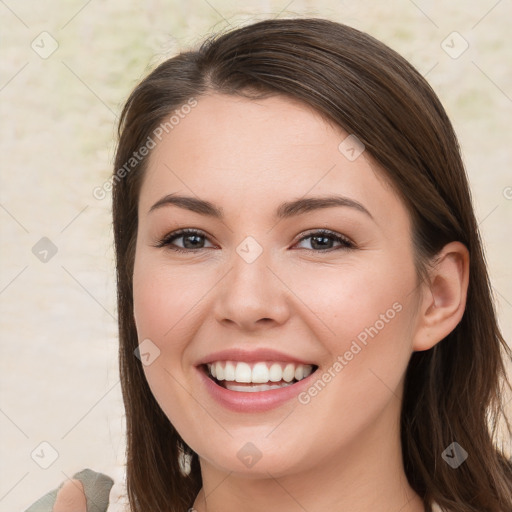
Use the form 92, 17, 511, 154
412, 241, 470, 352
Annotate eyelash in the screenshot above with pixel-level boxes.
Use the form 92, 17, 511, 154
153, 228, 355, 254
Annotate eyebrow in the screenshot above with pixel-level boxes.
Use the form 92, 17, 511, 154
148, 193, 373, 220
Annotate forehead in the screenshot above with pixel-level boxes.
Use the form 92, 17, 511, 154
148, 93, 343, 165
138, 93, 405, 225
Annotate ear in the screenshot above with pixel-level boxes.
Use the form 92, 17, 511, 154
412, 241, 470, 352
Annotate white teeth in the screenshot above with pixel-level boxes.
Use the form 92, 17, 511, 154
252, 362, 270, 383
235, 362, 252, 382
224, 361, 236, 381
224, 382, 295, 392
206, 361, 315, 384
282, 363, 295, 382
269, 363, 283, 382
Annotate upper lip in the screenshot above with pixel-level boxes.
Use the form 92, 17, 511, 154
195, 348, 317, 366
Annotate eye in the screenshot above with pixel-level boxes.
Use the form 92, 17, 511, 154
153, 228, 215, 253
154, 228, 355, 254
294, 229, 354, 252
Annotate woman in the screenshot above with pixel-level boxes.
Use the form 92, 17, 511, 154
26, 17, 512, 512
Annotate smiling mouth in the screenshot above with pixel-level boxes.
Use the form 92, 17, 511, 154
200, 361, 319, 392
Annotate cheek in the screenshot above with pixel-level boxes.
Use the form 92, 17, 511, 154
289, 257, 417, 407
132, 251, 215, 389
132, 255, 205, 433
289, 255, 416, 349
290, 276, 416, 455
132, 253, 205, 344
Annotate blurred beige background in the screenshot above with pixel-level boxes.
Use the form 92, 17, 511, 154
1, 1, 511, 510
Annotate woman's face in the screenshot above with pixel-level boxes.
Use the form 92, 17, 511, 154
133, 93, 423, 478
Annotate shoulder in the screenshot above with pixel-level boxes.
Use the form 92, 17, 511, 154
24, 468, 117, 512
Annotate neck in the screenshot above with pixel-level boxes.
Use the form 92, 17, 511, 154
192, 399, 425, 512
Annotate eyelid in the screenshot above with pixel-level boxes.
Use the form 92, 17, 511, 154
294, 228, 354, 245
153, 228, 215, 250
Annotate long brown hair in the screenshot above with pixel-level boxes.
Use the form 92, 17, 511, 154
112, 17, 512, 512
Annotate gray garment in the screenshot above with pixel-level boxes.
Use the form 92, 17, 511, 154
24, 468, 114, 512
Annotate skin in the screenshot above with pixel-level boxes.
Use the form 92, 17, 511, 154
128, 93, 469, 512
53, 479, 85, 512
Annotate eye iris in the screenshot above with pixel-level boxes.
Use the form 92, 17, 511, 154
311, 235, 333, 250
183, 233, 204, 249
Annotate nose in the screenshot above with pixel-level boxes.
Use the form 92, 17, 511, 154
213, 245, 291, 332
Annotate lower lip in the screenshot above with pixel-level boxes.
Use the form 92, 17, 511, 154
196, 365, 317, 413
